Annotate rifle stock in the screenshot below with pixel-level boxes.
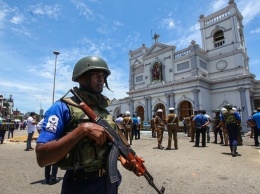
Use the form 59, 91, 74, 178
69, 89, 165, 194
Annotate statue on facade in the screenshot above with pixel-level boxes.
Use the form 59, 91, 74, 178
152, 62, 161, 82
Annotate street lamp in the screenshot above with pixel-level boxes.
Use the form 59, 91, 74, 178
52, 51, 60, 105
237, 106, 245, 114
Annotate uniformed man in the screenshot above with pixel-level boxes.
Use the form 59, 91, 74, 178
246, 110, 257, 139
150, 115, 156, 138
7, 119, 16, 139
183, 114, 191, 136
122, 111, 133, 145
212, 109, 223, 144
166, 108, 179, 150
221, 104, 241, 157
193, 110, 209, 147
35, 56, 143, 194
189, 111, 198, 142
232, 107, 243, 146
155, 109, 166, 149
221, 107, 229, 146
252, 108, 260, 146
0, 119, 8, 144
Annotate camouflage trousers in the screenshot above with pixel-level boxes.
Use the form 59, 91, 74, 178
156, 126, 164, 147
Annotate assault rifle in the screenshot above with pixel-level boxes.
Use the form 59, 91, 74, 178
69, 89, 165, 194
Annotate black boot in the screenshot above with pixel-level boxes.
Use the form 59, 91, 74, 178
232, 146, 237, 157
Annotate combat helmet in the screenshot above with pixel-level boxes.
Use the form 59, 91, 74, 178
223, 104, 233, 110
252, 110, 257, 115
72, 56, 111, 90
212, 109, 221, 113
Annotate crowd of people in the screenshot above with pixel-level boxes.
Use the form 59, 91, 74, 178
145, 104, 260, 158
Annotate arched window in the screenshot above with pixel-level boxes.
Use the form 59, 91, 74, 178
213, 30, 225, 48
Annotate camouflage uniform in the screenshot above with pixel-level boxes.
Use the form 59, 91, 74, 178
122, 115, 133, 145
212, 112, 223, 144
222, 105, 241, 157
150, 116, 156, 138
189, 113, 197, 142
166, 112, 179, 149
155, 113, 165, 149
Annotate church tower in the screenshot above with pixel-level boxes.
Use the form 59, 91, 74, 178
198, 0, 249, 74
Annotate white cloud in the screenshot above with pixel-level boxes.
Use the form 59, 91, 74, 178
210, 0, 226, 13
160, 18, 175, 29
238, 1, 260, 25
10, 14, 24, 24
250, 27, 260, 34
113, 20, 123, 27
71, 0, 94, 21
29, 3, 61, 20
167, 30, 201, 49
190, 23, 200, 32
11, 27, 31, 37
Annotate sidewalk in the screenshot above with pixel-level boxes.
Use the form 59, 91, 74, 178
0, 130, 260, 194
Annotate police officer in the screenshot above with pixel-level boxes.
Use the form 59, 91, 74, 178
122, 111, 133, 145
150, 115, 156, 138
155, 109, 166, 149
166, 108, 179, 150
189, 111, 198, 142
252, 108, 260, 146
193, 110, 209, 147
35, 56, 143, 194
212, 109, 223, 144
221, 104, 241, 157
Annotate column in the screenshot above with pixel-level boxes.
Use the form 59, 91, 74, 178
192, 88, 200, 111
149, 96, 152, 120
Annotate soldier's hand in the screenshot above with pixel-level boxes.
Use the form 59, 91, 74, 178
79, 122, 107, 145
119, 155, 145, 177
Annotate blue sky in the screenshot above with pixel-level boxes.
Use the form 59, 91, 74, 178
0, 0, 260, 114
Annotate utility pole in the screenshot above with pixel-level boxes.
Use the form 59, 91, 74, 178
52, 51, 60, 104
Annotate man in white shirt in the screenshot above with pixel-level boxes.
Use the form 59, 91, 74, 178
204, 111, 212, 143
137, 115, 141, 139
115, 113, 124, 134
25, 112, 37, 151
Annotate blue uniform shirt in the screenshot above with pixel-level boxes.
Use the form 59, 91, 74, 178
193, 114, 208, 125
253, 112, 260, 129
132, 117, 138, 126
37, 101, 70, 144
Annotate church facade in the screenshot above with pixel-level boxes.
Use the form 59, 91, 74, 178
107, 0, 260, 131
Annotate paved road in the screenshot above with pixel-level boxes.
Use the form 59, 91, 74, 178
0, 130, 260, 194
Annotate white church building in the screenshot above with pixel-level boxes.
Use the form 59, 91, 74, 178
107, 0, 260, 131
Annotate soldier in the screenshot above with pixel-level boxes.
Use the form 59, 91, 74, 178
189, 111, 198, 142
183, 114, 191, 137
154, 109, 166, 149
7, 119, 16, 139
212, 109, 223, 144
122, 111, 133, 145
221, 104, 241, 157
221, 107, 229, 146
150, 115, 156, 138
35, 56, 142, 193
232, 107, 243, 146
246, 110, 258, 145
166, 108, 179, 150
0, 119, 8, 144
